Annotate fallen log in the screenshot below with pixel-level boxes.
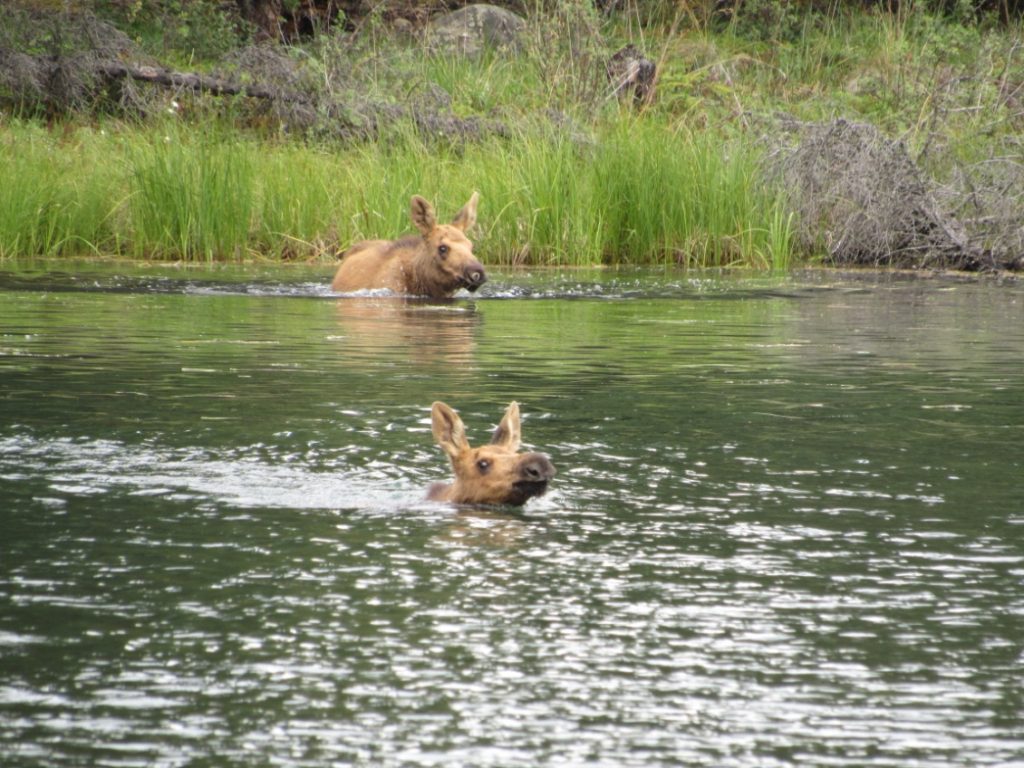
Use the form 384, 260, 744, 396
91, 61, 310, 104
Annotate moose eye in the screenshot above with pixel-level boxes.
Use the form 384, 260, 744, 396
476, 458, 491, 473
438, 244, 449, 259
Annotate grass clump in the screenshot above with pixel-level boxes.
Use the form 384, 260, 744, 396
0, 125, 123, 258
128, 125, 254, 260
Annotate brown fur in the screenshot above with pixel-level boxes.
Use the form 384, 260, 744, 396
427, 401, 556, 506
332, 192, 485, 299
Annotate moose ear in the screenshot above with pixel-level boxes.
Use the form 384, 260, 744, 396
490, 401, 521, 451
411, 195, 437, 236
451, 191, 479, 232
432, 401, 469, 461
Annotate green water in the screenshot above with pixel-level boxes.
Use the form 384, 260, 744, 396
1, 264, 1022, 767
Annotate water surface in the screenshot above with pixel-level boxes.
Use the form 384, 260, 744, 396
1, 263, 1022, 767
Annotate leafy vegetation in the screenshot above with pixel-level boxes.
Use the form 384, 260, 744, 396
1, 1, 1021, 268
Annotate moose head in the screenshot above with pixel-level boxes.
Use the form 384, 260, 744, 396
427, 401, 555, 506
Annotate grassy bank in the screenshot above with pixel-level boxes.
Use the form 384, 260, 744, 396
0, 117, 789, 267
1, 3, 1021, 268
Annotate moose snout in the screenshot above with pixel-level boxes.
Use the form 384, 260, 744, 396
520, 453, 556, 483
463, 262, 487, 291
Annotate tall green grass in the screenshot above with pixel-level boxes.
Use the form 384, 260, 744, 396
0, 116, 791, 267
461, 118, 790, 267
0, 125, 123, 258
128, 125, 254, 260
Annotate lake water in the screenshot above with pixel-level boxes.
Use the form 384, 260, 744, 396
1, 262, 1022, 767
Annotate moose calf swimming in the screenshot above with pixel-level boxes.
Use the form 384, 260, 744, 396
428, 401, 555, 506
332, 193, 485, 298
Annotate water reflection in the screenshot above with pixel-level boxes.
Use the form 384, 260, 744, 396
438, 508, 535, 549
332, 298, 481, 369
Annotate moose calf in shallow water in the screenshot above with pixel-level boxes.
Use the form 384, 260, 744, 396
332, 192, 485, 298
427, 401, 556, 506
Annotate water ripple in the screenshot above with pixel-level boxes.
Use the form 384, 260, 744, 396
2, 267, 1023, 767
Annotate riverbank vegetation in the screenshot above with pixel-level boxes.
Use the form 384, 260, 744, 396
0, 117, 783, 266
1, 1, 1022, 270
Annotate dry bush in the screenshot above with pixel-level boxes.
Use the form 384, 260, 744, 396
764, 118, 1014, 271
937, 143, 1024, 270
0, 8, 155, 115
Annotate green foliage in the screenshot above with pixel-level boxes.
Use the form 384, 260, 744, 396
0, 116, 789, 267
0, 125, 121, 258
725, 0, 826, 44
94, 0, 248, 62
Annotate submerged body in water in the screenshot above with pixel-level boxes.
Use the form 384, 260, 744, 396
331, 193, 486, 298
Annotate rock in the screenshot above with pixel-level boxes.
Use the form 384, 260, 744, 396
606, 44, 656, 106
426, 4, 526, 57
391, 18, 415, 40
